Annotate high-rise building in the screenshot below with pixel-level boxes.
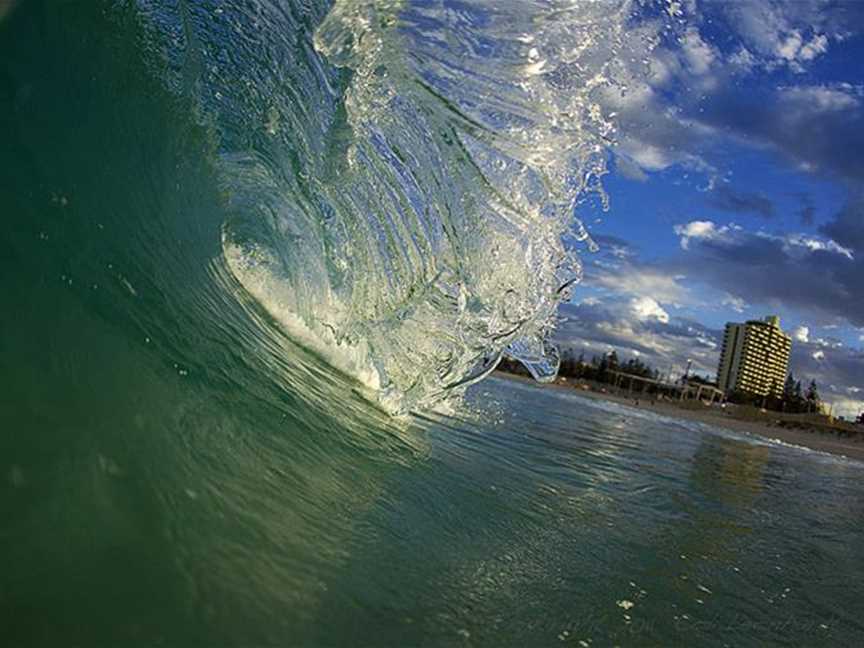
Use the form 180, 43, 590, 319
717, 315, 792, 397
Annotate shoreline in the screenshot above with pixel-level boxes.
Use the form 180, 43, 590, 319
493, 371, 864, 463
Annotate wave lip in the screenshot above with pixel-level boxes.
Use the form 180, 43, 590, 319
206, 0, 630, 411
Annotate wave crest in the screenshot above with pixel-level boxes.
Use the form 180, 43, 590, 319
145, 0, 631, 411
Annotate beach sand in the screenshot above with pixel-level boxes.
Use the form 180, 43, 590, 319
495, 372, 864, 463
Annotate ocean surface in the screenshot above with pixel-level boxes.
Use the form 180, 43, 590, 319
3, 1, 864, 646
4, 369, 864, 646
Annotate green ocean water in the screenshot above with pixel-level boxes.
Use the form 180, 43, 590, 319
3, 1, 864, 646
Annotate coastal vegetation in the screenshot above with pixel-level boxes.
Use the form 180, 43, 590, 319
497, 348, 864, 429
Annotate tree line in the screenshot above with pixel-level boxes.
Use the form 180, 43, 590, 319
498, 347, 837, 417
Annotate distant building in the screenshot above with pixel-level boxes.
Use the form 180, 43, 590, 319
717, 315, 792, 398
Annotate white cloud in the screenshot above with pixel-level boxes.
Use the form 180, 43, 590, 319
648, 48, 682, 87
597, 3, 851, 190
673, 220, 730, 249
676, 220, 716, 239
625, 141, 675, 171
630, 296, 670, 324
813, 337, 843, 349
591, 265, 689, 305
555, 300, 724, 378
799, 33, 829, 61
594, 320, 673, 355
674, 221, 855, 260
696, 335, 717, 350
728, 47, 757, 71
777, 31, 804, 61
812, 350, 825, 361
614, 154, 648, 182
722, 293, 747, 313
776, 30, 829, 68
681, 27, 717, 75
792, 325, 810, 343
722, 3, 834, 72
779, 85, 860, 113
617, 136, 717, 179
781, 233, 854, 259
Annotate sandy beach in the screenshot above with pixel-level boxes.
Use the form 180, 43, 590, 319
495, 372, 864, 463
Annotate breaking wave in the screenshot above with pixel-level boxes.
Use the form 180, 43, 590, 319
137, 0, 631, 412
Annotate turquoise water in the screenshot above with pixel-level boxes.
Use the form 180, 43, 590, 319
3, 1, 864, 645
4, 370, 864, 645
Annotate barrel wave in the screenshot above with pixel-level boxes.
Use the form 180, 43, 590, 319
127, 0, 628, 411
1, 3, 629, 639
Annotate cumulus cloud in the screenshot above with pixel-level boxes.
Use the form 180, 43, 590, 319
630, 296, 670, 323
589, 3, 864, 200
667, 219, 863, 326
593, 1, 864, 188
776, 31, 828, 70
721, 293, 747, 314
788, 341, 864, 418
576, 216, 864, 417
555, 299, 722, 376
681, 26, 718, 76
717, 1, 839, 72
585, 258, 690, 306
571, 2, 864, 416
673, 220, 742, 250
792, 325, 810, 343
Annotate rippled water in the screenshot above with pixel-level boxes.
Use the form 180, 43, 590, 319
4, 369, 864, 646
3, 1, 864, 646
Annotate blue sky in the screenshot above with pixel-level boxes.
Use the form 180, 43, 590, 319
554, 0, 864, 418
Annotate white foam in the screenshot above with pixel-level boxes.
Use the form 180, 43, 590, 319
223, 240, 383, 393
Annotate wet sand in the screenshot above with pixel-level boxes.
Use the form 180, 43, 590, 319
495, 372, 864, 463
